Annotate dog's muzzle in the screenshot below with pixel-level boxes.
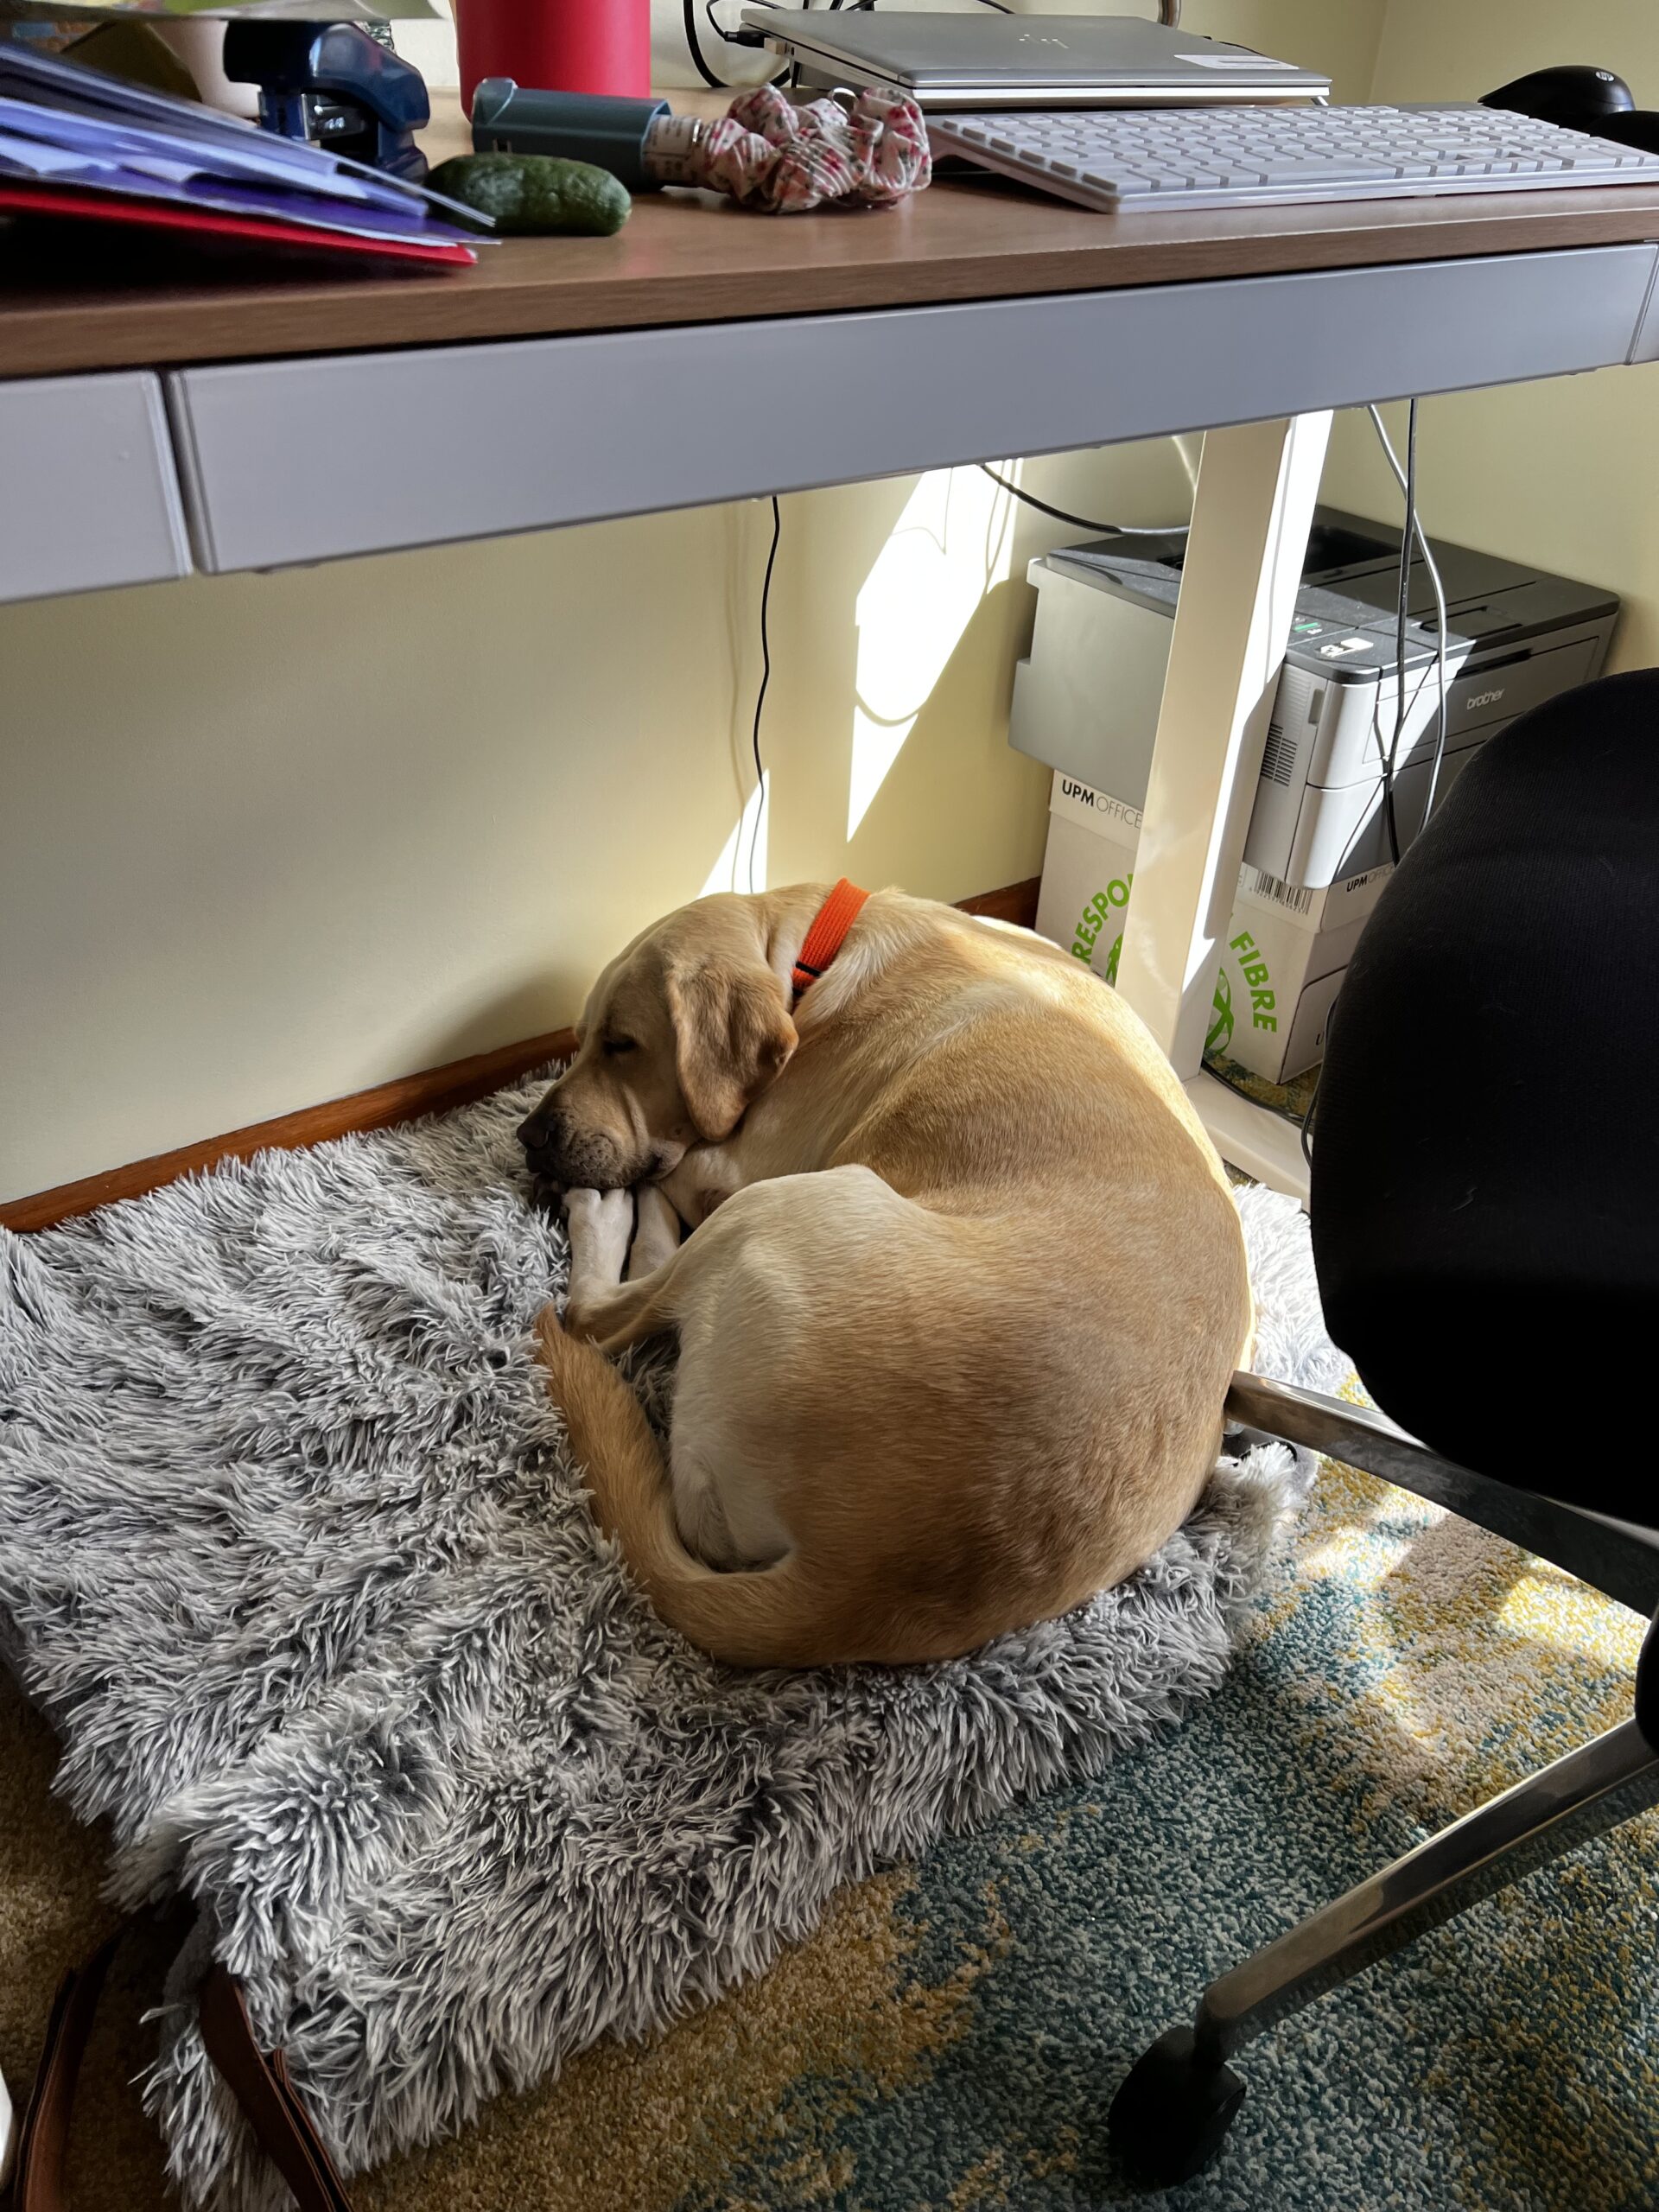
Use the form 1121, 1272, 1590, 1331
516, 1107, 634, 1192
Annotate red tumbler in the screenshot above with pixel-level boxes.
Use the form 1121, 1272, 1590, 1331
454, 0, 652, 110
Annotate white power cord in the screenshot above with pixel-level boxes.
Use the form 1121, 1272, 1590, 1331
1367, 401, 1452, 827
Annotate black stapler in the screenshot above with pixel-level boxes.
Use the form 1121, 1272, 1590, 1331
223, 22, 429, 182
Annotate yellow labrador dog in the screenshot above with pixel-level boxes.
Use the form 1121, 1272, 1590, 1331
530, 881, 1251, 1669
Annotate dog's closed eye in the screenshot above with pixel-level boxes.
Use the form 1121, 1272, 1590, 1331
602, 1036, 639, 1058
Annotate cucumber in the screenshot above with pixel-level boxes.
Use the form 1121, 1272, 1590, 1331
429, 153, 631, 238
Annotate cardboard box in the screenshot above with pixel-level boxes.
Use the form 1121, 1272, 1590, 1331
1035, 774, 1389, 1082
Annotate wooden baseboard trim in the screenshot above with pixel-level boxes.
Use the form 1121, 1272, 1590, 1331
957, 875, 1040, 930
3, 878, 1041, 1235
0, 1027, 578, 1235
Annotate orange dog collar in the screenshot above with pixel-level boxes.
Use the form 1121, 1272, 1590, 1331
791, 879, 869, 1003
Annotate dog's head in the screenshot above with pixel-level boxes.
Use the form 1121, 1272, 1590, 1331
518, 894, 798, 1190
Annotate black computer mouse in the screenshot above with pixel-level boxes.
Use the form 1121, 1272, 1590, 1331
1482, 65, 1635, 126
1590, 107, 1659, 152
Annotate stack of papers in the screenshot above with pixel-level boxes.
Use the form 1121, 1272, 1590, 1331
0, 39, 487, 266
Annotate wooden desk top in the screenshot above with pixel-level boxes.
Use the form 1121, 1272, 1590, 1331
4, 91, 1659, 379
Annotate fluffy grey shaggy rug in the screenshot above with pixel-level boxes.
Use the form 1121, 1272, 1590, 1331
0, 1070, 1344, 2212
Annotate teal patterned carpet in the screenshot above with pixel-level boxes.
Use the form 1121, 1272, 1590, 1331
349, 1455, 1659, 2212
4, 1457, 1653, 2212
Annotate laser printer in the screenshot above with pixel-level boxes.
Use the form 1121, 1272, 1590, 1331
1009, 507, 1620, 887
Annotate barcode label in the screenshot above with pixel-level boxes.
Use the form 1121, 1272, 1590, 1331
1248, 868, 1313, 918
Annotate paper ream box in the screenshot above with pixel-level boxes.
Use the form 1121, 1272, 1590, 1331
1036, 776, 1373, 1082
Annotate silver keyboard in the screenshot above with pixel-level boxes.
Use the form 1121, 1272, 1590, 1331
929, 103, 1659, 214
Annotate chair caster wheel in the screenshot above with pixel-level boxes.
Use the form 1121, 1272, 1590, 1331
1108, 2027, 1246, 2185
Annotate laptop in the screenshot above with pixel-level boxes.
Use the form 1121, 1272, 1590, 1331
738, 10, 1330, 111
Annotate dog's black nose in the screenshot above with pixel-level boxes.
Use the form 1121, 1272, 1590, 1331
517, 1113, 552, 1154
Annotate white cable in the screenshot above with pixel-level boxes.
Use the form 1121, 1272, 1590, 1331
1367, 402, 1451, 828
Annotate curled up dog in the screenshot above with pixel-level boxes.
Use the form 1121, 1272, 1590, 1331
529, 881, 1252, 1669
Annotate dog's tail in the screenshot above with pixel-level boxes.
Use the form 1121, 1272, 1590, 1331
535, 1306, 858, 1669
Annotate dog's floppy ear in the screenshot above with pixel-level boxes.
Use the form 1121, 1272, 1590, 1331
667, 957, 798, 1143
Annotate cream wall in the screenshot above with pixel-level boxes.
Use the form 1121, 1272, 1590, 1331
0, 0, 1441, 1205
1320, 0, 1659, 673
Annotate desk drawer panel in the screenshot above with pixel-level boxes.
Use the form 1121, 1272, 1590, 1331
166, 242, 1659, 575
0, 372, 191, 604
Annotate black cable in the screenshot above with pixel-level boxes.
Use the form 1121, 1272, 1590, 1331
1299, 1070, 1319, 1169
1304, 397, 1441, 1165
976, 463, 1190, 539
1384, 504, 1408, 861
1328, 398, 1450, 890
700, 0, 1010, 84
707, 0, 789, 61
706, 0, 1003, 74
747, 495, 782, 896
683, 0, 726, 87
688, 0, 790, 84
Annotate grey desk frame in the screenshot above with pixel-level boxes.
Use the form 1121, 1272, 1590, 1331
7, 236, 1658, 1198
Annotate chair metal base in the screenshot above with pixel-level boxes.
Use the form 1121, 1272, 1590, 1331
1225, 1372, 1659, 1624
1109, 1376, 1659, 2186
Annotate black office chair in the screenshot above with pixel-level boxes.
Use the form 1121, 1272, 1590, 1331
1109, 668, 1659, 2184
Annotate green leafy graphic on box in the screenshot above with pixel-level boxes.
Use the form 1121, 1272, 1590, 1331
1206, 962, 1235, 1057
1071, 880, 1239, 1053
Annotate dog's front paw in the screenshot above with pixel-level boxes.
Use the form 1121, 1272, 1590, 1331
562, 1183, 632, 1233
562, 1187, 635, 1315
626, 1182, 683, 1280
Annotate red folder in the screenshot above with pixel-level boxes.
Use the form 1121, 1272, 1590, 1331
0, 178, 478, 266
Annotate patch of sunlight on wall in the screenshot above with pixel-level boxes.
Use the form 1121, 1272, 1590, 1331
700, 770, 770, 897
847, 467, 1016, 840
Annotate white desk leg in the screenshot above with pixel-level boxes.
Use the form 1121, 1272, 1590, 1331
1114, 411, 1332, 1198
